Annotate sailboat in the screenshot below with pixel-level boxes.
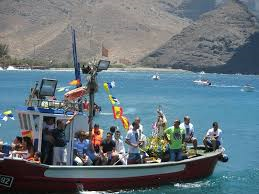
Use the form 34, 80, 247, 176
0, 29, 226, 193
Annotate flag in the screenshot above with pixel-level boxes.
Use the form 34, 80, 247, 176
3, 110, 12, 115
2, 116, 8, 122
104, 81, 115, 94
57, 86, 71, 92
103, 83, 110, 94
21, 130, 33, 138
108, 81, 115, 88
69, 79, 80, 86
102, 44, 109, 57
112, 106, 123, 119
120, 115, 130, 130
7, 114, 15, 120
108, 95, 120, 105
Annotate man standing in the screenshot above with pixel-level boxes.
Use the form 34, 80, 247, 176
52, 120, 67, 165
129, 116, 143, 134
203, 122, 222, 151
125, 121, 141, 164
164, 119, 185, 161
180, 116, 197, 153
114, 130, 126, 165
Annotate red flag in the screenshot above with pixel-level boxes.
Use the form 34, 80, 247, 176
120, 115, 130, 130
102, 44, 109, 57
112, 106, 123, 119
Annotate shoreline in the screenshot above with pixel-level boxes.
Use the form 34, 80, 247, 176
49, 67, 190, 73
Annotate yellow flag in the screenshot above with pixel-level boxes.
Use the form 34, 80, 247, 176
3, 110, 12, 115
103, 83, 110, 94
108, 95, 115, 105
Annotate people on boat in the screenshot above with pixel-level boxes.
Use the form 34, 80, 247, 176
52, 120, 68, 165
203, 122, 222, 152
109, 126, 117, 139
114, 130, 127, 165
11, 136, 23, 151
164, 119, 185, 161
99, 132, 119, 165
91, 124, 104, 153
42, 117, 56, 164
125, 121, 141, 164
21, 136, 34, 159
180, 116, 198, 154
73, 130, 96, 166
28, 151, 41, 164
129, 116, 144, 133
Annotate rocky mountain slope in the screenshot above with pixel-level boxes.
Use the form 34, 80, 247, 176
0, 0, 189, 63
139, 0, 259, 74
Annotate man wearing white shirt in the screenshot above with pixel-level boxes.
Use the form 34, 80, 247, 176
180, 116, 197, 153
125, 121, 141, 164
114, 130, 126, 165
203, 122, 223, 151
129, 116, 143, 134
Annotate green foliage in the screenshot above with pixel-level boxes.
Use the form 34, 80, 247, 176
144, 136, 168, 159
0, 43, 9, 58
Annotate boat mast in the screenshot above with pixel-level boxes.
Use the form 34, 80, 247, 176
71, 27, 83, 112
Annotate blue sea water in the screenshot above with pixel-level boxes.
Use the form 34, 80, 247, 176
0, 70, 259, 194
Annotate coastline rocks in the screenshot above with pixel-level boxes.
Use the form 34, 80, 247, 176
139, 0, 259, 74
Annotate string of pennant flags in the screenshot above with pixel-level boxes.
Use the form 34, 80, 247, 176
103, 81, 130, 130
0, 110, 15, 127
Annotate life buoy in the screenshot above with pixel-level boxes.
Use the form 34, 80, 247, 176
64, 87, 88, 101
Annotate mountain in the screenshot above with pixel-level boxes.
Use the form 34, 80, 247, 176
0, 0, 189, 63
139, 0, 259, 74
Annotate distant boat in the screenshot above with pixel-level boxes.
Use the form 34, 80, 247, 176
6, 66, 18, 71
152, 73, 160, 80
193, 79, 211, 86
242, 84, 255, 92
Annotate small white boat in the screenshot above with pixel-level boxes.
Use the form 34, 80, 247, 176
242, 85, 255, 92
152, 74, 160, 80
0, 67, 4, 71
193, 79, 211, 86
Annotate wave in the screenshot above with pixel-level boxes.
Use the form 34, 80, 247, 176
211, 84, 241, 88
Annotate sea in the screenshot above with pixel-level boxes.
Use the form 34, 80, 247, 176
0, 69, 259, 194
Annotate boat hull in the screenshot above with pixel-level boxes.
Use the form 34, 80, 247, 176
0, 151, 221, 192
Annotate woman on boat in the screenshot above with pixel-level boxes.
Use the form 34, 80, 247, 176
21, 136, 34, 159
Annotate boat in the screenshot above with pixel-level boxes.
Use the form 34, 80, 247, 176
193, 79, 211, 86
152, 73, 160, 80
0, 29, 226, 193
242, 84, 255, 92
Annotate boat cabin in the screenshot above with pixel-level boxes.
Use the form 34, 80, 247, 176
16, 78, 88, 165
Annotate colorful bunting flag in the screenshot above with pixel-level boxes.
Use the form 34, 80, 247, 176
21, 130, 33, 138
69, 79, 80, 86
7, 114, 15, 120
120, 115, 130, 130
3, 110, 12, 115
103, 83, 110, 94
112, 106, 123, 119
108, 95, 120, 105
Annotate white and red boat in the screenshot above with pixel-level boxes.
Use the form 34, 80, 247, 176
0, 76, 225, 192
0, 30, 225, 193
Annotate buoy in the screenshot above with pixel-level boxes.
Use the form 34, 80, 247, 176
219, 153, 229, 162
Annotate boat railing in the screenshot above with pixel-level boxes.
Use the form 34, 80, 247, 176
25, 99, 82, 112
